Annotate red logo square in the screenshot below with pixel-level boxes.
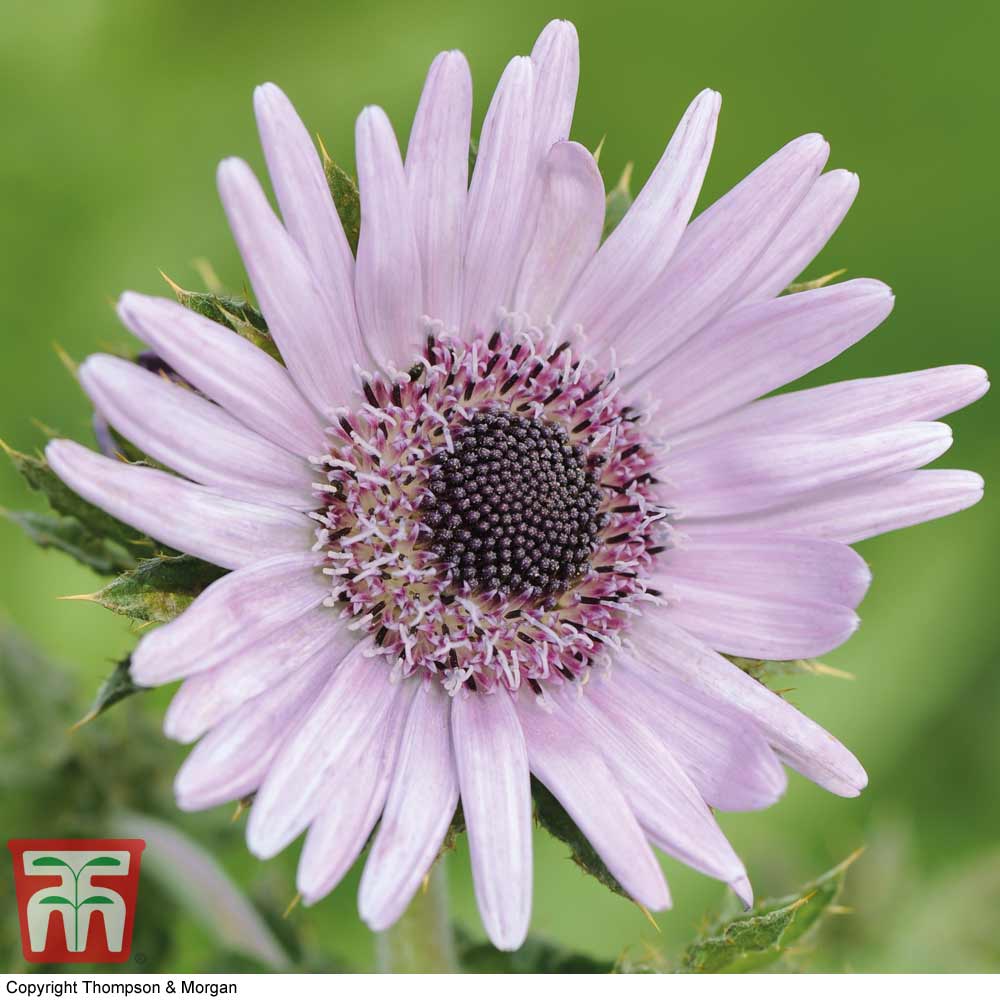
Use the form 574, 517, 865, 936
8, 838, 145, 964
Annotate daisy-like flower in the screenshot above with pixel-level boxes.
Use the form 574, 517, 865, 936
48, 20, 986, 951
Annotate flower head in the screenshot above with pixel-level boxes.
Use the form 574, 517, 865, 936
48, 19, 986, 950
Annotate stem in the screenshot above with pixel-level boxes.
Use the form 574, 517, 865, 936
375, 858, 456, 973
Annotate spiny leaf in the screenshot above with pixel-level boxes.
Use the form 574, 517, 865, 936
785, 268, 847, 293
603, 162, 634, 241
72, 554, 226, 624
1, 508, 134, 575
677, 850, 862, 973
73, 657, 146, 730
103, 423, 170, 470
161, 273, 282, 362
731, 656, 854, 683
319, 142, 360, 255
2, 442, 154, 557
457, 928, 610, 974
531, 777, 629, 900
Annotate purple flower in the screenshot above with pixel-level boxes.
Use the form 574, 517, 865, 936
47, 20, 986, 951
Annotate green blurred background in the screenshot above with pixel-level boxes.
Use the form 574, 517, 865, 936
2, 0, 997, 974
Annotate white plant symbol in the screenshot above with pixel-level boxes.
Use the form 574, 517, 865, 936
23, 850, 130, 952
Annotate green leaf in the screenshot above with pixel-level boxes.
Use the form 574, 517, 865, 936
2, 508, 134, 574
458, 930, 610, 973
32, 857, 71, 868
2, 442, 153, 557
321, 151, 360, 255
677, 850, 862, 973
602, 162, 634, 241
81, 857, 121, 867
81, 895, 114, 905
78, 554, 227, 624
531, 777, 628, 900
74, 656, 147, 729
38, 895, 73, 906
162, 275, 282, 362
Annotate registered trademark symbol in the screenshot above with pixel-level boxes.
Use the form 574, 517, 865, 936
133, 951, 147, 965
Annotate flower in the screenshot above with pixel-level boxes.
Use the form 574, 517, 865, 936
47, 19, 986, 951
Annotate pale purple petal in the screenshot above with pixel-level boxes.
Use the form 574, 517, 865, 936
462, 57, 535, 336
217, 157, 362, 413
297, 682, 415, 903
45, 440, 311, 571
553, 681, 747, 886
79, 354, 315, 510
517, 692, 670, 910
359, 684, 459, 930
254, 82, 362, 356
164, 609, 354, 743
116, 814, 291, 970
174, 651, 330, 811
673, 365, 989, 448
644, 279, 894, 434
505, 21, 581, 319
513, 141, 605, 321
612, 133, 829, 368
698, 469, 985, 544
451, 690, 532, 951
529, 20, 579, 153
732, 169, 860, 304
555, 89, 720, 344
406, 52, 472, 330
117, 292, 328, 458
131, 552, 326, 685
611, 657, 787, 812
355, 106, 424, 364
666, 422, 953, 518
246, 640, 396, 859
663, 586, 858, 660
657, 532, 871, 608
630, 616, 867, 796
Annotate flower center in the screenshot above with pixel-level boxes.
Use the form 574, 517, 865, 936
310, 319, 669, 695
420, 409, 606, 598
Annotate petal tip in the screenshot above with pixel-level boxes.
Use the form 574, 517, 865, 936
43, 437, 74, 469
730, 875, 754, 909
794, 131, 829, 158
537, 19, 578, 46
694, 87, 723, 111
216, 156, 252, 190
253, 80, 284, 102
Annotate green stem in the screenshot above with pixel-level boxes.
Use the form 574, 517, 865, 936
375, 858, 456, 973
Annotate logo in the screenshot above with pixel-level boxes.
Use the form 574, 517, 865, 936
8, 838, 145, 963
